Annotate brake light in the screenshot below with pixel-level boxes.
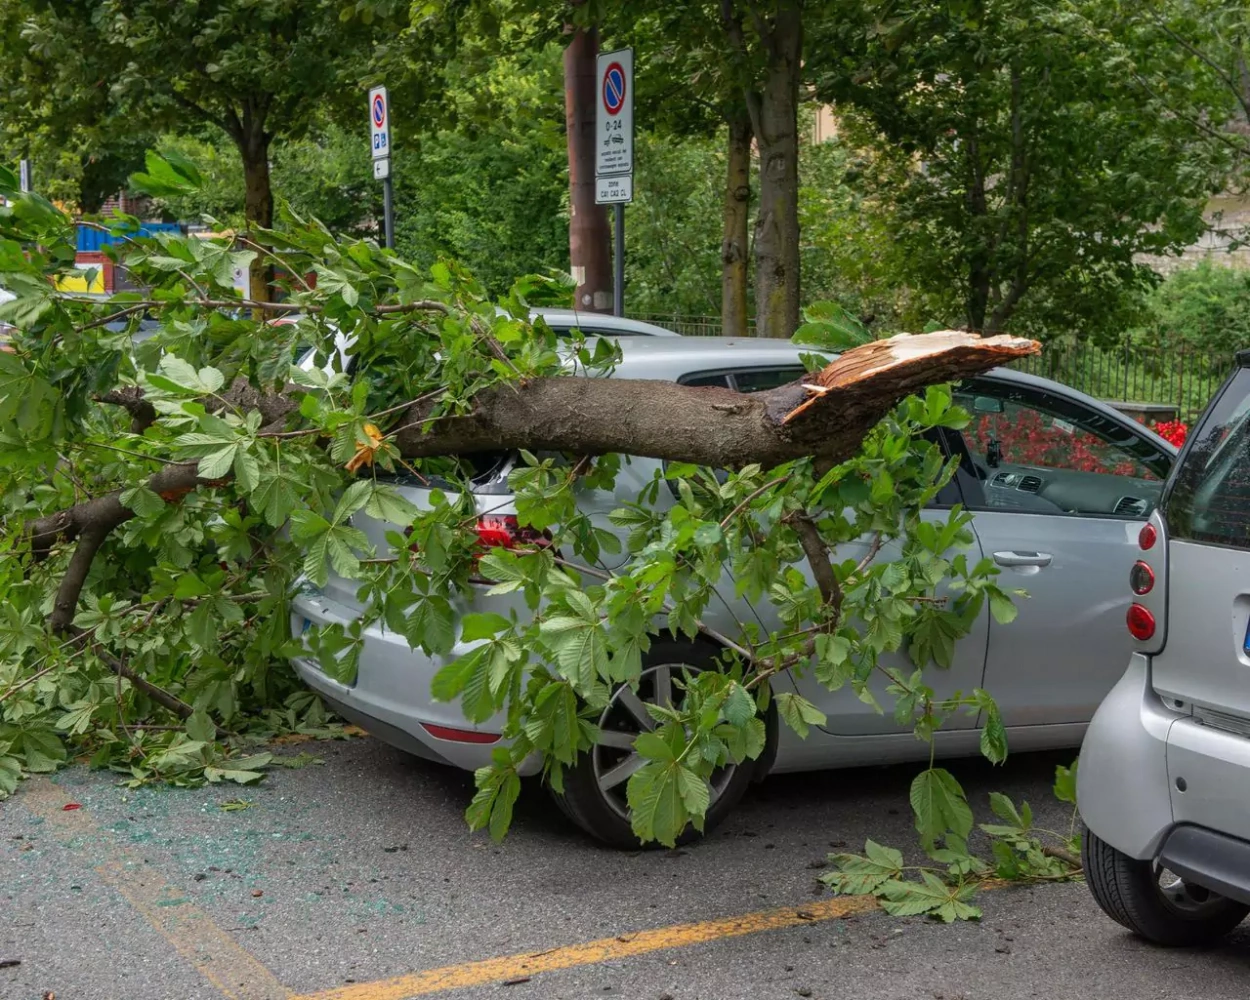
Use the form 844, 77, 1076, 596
1127, 603, 1156, 640
405, 516, 551, 578
1129, 561, 1155, 595
475, 515, 549, 551
1139, 523, 1157, 550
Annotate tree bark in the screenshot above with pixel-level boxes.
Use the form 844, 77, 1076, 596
722, 111, 753, 338
750, 1, 803, 339
238, 114, 274, 305
564, 23, 612, 313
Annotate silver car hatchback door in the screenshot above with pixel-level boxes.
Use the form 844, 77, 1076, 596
1151, 367, 1250, 717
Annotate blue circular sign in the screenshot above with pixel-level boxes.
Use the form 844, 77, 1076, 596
602, 62, 626, 115
372, 94, 386, 128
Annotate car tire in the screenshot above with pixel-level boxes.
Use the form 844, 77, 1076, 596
1083, 826, 1249, 946
552, 639, 764, 850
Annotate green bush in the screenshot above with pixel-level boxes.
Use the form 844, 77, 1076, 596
1140, 260, 1250, 355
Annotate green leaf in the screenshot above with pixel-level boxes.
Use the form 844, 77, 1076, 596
252, 471, 302, 527
233, 448, 260, 493
791, 301, 872, 350
989, 590, 1018, 625
364, 485, 420, 526
204, 766, 267, 785
466, 762, 522, 843
722, 682, 756, 728
676, 765, 710, 828
197, 444, 238, 480
774, 691, 827, 738
988, 792, 1027, 830
910, 767, 974, 849
120, 485, 165, 519
879, 872, 982, 922
186, 710, 217, 743
461, 612, 511, 643
1054, 760, 1078, 805
820, 839, 905, 895
539, 615, 608, 693
979, 701, 1008, 765
627, 760, 686, 847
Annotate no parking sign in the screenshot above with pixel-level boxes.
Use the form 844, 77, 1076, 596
595, 48, 633, 186
369, 85, 390, 160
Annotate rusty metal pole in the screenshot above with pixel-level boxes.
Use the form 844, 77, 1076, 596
564, 23, 612, 313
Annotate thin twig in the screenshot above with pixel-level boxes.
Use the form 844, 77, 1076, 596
719, 475, 789, 530
82, 441, 177, 465
853, 533, 884, 576
236, 236, 312, 293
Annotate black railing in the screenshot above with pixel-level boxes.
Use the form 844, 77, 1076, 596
630, 313, 1235, 424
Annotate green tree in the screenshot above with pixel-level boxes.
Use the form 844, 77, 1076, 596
0, 0, 410, 294
0, 159, 1036, 883
809, 0, 1230, 340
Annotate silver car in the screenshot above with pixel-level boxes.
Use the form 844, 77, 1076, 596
1080, 350, 1250, 945
291, 337, 1176, 845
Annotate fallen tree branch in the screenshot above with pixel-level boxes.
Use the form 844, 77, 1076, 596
25, 332, 1038, 632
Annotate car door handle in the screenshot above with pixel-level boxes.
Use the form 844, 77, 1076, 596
993, 550, 1053, 568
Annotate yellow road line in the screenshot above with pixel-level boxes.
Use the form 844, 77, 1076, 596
293, 893, 881, 1000
20, 778, 290, 1000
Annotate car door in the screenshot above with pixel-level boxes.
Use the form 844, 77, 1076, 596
954, 375, 1175, 727
783, 429, 990, 735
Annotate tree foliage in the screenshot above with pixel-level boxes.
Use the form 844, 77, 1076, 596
808, 0, 1230, 341
0, 160, 1037, 870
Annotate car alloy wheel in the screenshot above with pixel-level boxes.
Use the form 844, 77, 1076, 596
590, 662, 737, 820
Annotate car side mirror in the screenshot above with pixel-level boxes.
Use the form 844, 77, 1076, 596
973, 396, 1005, 414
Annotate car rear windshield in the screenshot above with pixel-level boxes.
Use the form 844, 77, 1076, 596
1164, 368, 1250, 550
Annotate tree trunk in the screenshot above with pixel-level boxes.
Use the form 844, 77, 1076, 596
239, 125, 274, 304
722, 112, 752, 338
751, 2, 803, 339
564, 24, 612, 313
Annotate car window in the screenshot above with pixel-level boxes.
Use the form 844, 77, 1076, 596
681, 373, 733, 389
953, 380, 1172, 518
1165, 368, 1250, 550
731, 368, 804, 392
679, 367, 804, 392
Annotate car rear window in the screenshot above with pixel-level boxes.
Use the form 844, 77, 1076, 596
1165, 368, 1250, 550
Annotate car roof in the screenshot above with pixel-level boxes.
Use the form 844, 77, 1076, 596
603, 337, 1177, 453
533, 309, 682, 337
607, 336, 808, 379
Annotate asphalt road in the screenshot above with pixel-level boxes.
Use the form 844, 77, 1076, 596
3, 736, 1249, 1000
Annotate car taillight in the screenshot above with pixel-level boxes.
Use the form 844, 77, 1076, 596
471, 515, 552, 583
405, 516, 551, 579
1127, 603, 1156, 640
1139, 523, 1157, 550
1130, 560, 1155, 595
475, 515, 549, 551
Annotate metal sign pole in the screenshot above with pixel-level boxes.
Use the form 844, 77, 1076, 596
383, 175, 395, 250
613, 202, 624, 317
18, 159, 30, 193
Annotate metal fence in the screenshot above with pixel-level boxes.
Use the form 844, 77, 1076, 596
631, 313, 1234, 424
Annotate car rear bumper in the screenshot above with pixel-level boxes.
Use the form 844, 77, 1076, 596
1156, 825, 1250, 908
1080, 653, 1250, 887
290, 587, 542, 777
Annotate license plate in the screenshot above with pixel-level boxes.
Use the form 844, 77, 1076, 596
1244, 618, 1250, 655
301, 617, 312, 636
